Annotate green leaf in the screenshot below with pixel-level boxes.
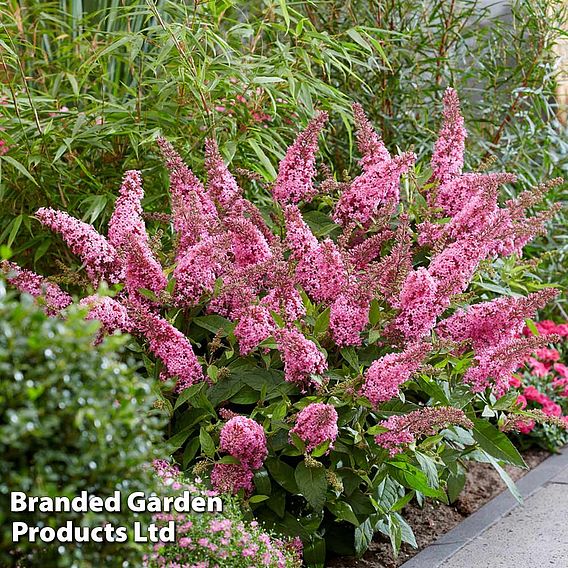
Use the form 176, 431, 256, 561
447, 470, 466, 503
341, 347, 359, 371
199, 427, 216, 458
295, 461, 327, 511
472, 419, 526, 468
482, 451, 523, 503
327, 501, 359, 526
249, 494, 270, 503
265, 458, 298, 493
193, 315, 233, 335
387, 461, 445, 499
354, 518, 374, 556
166, 428, 194, 452
415, 452, 439, 488
174, 383, 205, 410
2, 156, 38, 186
303, 536, 326, 566
313, 307, 330, 336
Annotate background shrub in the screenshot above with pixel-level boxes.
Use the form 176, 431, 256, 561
0, 284, 165, 567
0, 0, 565, 315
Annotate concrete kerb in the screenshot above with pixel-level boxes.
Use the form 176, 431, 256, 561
400, 446, 568, 568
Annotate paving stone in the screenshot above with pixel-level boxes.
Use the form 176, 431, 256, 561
439, 483, 568, 567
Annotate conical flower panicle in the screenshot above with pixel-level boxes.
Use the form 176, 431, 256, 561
430, 87, 467, 183
36, 207, 123, 284
272, 111, 328, 205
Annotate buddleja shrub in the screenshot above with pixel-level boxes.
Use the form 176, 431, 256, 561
4, 89, 564, 565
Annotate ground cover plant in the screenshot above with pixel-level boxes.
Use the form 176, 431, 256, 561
146, 460, 302, 568
3, 87, 565, 566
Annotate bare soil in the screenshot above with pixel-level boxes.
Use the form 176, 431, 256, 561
328, 448, 550, 568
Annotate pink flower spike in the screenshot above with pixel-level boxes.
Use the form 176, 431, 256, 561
80, 295, 133, 337
132, 307, 204, 392
36, 207, 123, 284
2, 261, 72, 315
275, 327, 327, 389
352, 102, 390, 172
210, 463, 254, 495
273, 111, 328, 204
205, 138, 242, 208
108, 170, 147, 252
361, 343, 429, 406
431, 87, 467, 183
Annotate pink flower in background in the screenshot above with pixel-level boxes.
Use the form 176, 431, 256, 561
219, 416, 267, 470
517, 419, 536, 434
516, 394, 527, 409
523, 385, 548, 405
431, 87, 467, 182
210, 463, 254, 495
554, 363, 568, 380
535, 347, 561, 362
272, 111, 328, 204
509, 376, 522, 388
275, 327, 327, 388
290, 402, 338, 452
527, 357, 550, 378
361, 343, 429, 406
542, 401, 562, 417
80, 295, 132, 336
1, 261, 72, 315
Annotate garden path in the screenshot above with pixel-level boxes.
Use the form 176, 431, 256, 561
401, 447, 568, 567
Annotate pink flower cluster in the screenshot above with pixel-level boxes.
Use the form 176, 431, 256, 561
1, 261, 72, 315
361, 343, 429, 406
274, 327, 327, 389
36, 207, 123, 284
290, 403, 338, 452
219, 416, 268, 470
272, 112, 328, 204
5, 88, 557, 420
132, 308, 204, 392
375, 406, 473, 456
212, 416, 267, 496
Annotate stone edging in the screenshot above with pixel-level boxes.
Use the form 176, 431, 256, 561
400, 447, 568, 568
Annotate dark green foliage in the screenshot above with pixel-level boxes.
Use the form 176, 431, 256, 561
0, 283, 165, 567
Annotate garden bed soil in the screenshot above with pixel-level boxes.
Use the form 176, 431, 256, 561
329, 448, 550, 568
